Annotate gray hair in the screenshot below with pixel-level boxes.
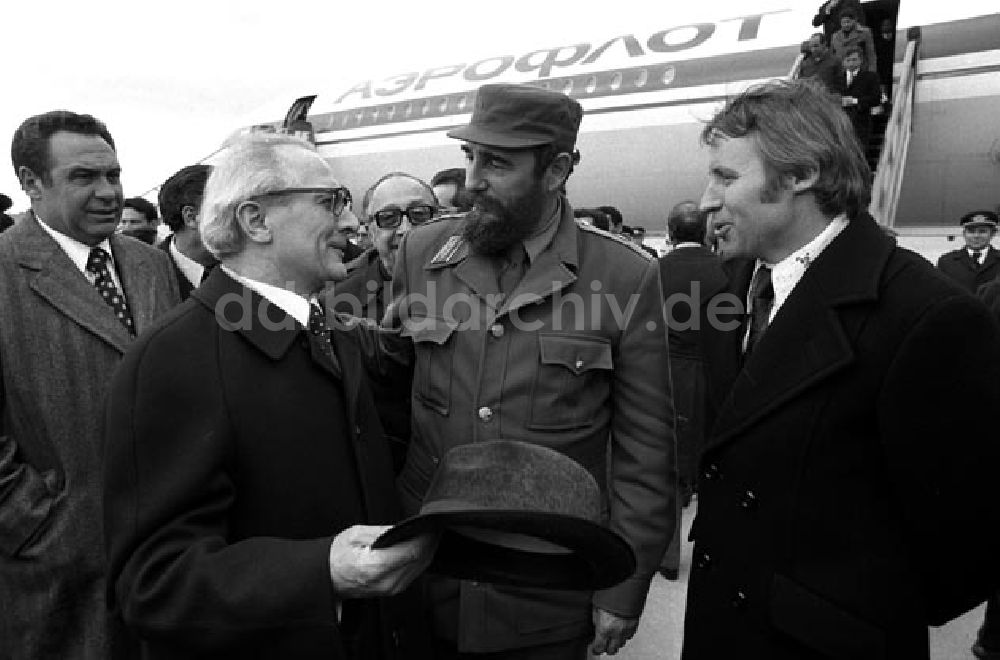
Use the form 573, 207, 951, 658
199, 134, 325, 259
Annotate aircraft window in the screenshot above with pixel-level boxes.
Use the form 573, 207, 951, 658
560, 79, 573, 94
585, 76, 597, 94
387, 105, 396, 120
610, 72, 623, 91
404, 102, 413, 118
636, 69, 649, 88
458, 95, 468, 111
662, 65, 676, 86
439, 97, 449, 113
372, 107, 380, 122
421, 100, 430, 116
355, 110, 363, 124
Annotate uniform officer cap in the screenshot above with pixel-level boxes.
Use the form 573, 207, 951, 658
447, 83, 583, 149
960, 210, 999, 228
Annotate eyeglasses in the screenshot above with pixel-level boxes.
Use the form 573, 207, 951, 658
370, 204, 437, 229
253, 187, 351, 217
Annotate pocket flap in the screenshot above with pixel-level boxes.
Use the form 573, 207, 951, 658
538, 334, 613, 374
401, 316, 458, 345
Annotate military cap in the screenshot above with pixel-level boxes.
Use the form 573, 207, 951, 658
960, 210, 999, 228
447, 83, 583, 149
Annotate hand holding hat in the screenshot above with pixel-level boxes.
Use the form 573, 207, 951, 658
328, 525, 438, 598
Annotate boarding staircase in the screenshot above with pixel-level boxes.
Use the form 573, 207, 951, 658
869, 27, 921, 228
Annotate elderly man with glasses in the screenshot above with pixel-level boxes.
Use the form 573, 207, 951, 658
103, 134, 434, 660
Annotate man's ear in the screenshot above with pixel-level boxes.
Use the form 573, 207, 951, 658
181, 204, 199, 230
18, 166, 45, 201
544, 153, 573, 193
234, 201, 271, 243
790, 169, 820, 195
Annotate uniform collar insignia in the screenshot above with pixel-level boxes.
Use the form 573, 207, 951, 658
431, 235, 466, 265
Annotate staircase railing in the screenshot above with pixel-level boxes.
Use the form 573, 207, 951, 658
869, 27, 921, 228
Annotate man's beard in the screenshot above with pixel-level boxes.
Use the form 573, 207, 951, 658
462, 184, 548, 257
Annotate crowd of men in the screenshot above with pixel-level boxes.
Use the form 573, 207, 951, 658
2, 63, 1000, 660
796, 1, 896, 156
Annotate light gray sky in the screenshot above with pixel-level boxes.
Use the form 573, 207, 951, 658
1, 0, 786, 210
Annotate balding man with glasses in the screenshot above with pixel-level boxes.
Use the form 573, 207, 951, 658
104, 134, 434, 660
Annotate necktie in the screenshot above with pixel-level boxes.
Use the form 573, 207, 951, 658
86, 247, 136, 336
971, 249, 983, 267
200, 261, 218, 283
308, 302, 341, 377
498, 244, 527, 296
745, 266, 774, 356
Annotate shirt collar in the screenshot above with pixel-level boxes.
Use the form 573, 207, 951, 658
764, 213, 849, 317
169, 236, 205, 288
523, 201, 562, 265
35, 211, 115, 277
221, 264, 311, 328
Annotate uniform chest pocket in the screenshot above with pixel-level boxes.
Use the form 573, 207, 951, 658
528, 333, 613, 430
402, 316, 459, 416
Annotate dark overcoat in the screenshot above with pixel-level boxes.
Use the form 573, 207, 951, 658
103, 269, 422, 659
937, 244, 1000, 294
0, 213, 179, 659
392, 202, 675, 652
683, 214, 1000, 659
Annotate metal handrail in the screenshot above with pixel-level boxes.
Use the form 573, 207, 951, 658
788, 51, 806, 80
869, 27, 921, 228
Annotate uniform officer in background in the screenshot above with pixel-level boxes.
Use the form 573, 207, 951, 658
684, 78, 1000, 659
390, 82, 675, 659
936, 210, 1000, 294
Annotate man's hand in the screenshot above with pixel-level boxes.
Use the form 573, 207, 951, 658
328, 525, 436, 598
590, 606, 639, 656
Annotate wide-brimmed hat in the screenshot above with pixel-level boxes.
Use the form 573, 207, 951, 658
446, 83, 583, 149
373, 440, 636, 590
961, 210, 999, 229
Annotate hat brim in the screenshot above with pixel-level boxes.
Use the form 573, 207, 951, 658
373, 509, 636, 591
446, 124, 555, 149
964, 220, 998, 228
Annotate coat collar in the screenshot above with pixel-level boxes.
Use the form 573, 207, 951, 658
424, 200, 581, 317
15, 212, 156, 354
193, 267, 300, 360
707, 214, 894, 450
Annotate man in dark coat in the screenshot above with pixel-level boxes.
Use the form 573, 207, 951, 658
156, 164, 217, 300
798, 33, 845, 96
840, 47, 882, 153
936, 210, 1000, 294
656, 201, 726, 582
103, 134, 433, 660
1, 110, 180, 660
812, 0, 864, 39
683, 79, 1000, 659
392, 83, 675, 658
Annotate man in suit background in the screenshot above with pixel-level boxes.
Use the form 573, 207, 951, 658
839, 47, 882, 153
104, 134, 432, 659
157, 164, 218, 299
657, 201, 726, 582
0, 110, 179, 659
798, 33, 845, 96
936, 210, 1000, 294
118, 197, 160, 245
391, 83, 675, 659
330, 172, 439, 322
431, 167, 473, 213
683, 79, 1000, 658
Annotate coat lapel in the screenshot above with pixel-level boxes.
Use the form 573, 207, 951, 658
18, 215, 131, 354
706, 215, 893, 451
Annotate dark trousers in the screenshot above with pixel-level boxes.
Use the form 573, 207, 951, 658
432, 636, 591, 660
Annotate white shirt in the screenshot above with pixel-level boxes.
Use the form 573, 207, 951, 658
757, 213, 850, 323
672, 242, 704, 250
221, 265, 311, 328
168, 237, 206, 288
35, 212, 123, 290
968, 247, 988, 265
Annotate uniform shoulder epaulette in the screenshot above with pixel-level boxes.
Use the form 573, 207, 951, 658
430, 234, 466, 264
575, 219, 653, 260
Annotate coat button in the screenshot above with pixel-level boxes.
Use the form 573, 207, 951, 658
490, 323, 504, 338
740, 489, 758, 511
703, 463, 721, 481
694, 550, 712, 570
731, 590, 748, 609
575, 358, 584, 370
354, 424, 362, 437
478, 406, 493, 422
